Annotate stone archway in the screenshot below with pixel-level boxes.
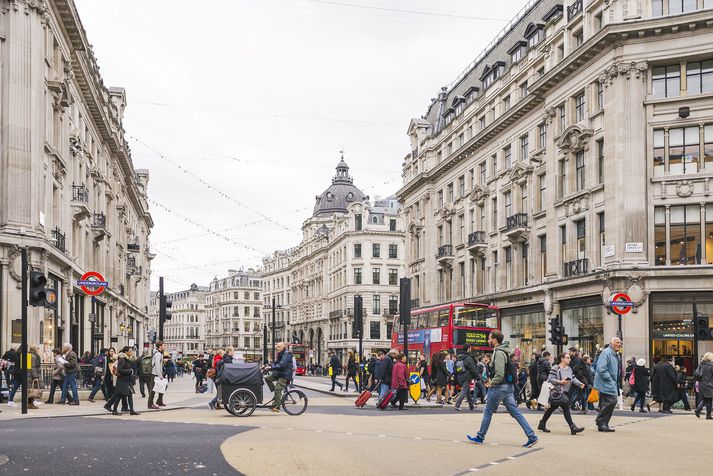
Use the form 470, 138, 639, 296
299, 329, 305, 344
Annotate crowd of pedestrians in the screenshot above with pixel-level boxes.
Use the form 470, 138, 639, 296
329, 330, 713, 447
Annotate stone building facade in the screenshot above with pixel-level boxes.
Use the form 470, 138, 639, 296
262, 158, 405, 365
0, 0, 153, 357
152, 284, 208, 356
398, 0, 713, 372
205, 269, 262, 361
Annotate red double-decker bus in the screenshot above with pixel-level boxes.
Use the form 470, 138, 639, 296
290, 343, 307, 376
391, 301, 500, 367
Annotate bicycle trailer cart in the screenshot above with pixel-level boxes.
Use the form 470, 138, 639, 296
219, 363, 308, 417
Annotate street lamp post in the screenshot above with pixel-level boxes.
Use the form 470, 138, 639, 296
263, 297, 283, 363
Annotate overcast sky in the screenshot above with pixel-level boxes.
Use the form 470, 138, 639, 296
73, 0, 526, 292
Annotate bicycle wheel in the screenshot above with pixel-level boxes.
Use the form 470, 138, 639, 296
227, 388, 257, 417
281, 389, 308, 416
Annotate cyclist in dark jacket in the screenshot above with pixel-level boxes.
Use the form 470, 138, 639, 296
263, 342, 293, 413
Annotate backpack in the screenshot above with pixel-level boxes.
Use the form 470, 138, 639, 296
628, 369, 636, 386
494, 349, 515, 384
140, 354, 153, 376
455, 357, 466, 374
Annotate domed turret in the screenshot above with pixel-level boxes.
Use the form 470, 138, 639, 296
312, 155, 368, 217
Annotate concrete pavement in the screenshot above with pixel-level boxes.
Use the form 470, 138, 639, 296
106, 387, 713, 475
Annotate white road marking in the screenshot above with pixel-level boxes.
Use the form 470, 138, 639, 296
378, 434, 386, 437
468, 469, 479, 472
489, 462, 499, 465
507, 456, 516, 460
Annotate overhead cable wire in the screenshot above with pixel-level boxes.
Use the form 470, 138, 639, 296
131, 135, 298, 233
131, 100, 403, 127
303, 0, 509, 22
147, 198, 269, 255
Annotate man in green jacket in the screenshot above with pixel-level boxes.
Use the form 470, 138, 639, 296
467, 331, 537, 448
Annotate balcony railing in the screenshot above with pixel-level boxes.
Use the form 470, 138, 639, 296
468, 231, 487, 246
51, 227, 65, 253
127, 243, 140, 252
127, 256, 136, 269
329, 309, 344, 319
563, 258, 589, 278
506, 213, 528, 230
92, 212, 106, 228
567, 0, 583, 21
71, 184, 89, 203
383, 308, 397, 316
410, 298, 420, 309
437, 244, 454, 258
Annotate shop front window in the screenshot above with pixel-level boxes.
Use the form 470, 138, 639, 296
560, 299, 604, 358
500, 306, 546, 361
651, 296, 713, 375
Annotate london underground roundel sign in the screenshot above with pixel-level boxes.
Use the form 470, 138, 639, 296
77, 271, 108, 296
610, 293, 635, 315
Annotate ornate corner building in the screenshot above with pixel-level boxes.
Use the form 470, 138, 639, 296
204, 269, 263, 362
398, 0, 713, 371
0, 0, 153, 356
262, 158, 405, 365
148, 284, 208, 356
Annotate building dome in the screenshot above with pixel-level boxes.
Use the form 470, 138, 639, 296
313, 157, 368, 217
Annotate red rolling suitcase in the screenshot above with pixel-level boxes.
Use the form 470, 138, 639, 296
377, 390, 396, 410
355, 390, 372, 408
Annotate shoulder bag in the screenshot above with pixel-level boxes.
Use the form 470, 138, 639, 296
548, 368, 569, 405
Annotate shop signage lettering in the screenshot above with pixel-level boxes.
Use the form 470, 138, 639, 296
652, 331, 694, 339
625, 242, 643, 253
507, 296, 533, 303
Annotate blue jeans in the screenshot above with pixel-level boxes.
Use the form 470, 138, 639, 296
88, 375, 107, 400
477, 384, 535, 440
60, 372, 79, 403
8, 377, 21, 402
379, 383, 390, 402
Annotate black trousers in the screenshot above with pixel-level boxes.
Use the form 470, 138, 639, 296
632, 390, 646, 410
696, 397, 712, 416
595, 392, 617, 428
330, 373, 343, 390
396, 388, 408, 409
540, 401, 576, 428
344, 373, 358, 391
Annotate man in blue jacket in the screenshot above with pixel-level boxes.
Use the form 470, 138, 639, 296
263, 342, 293, 413
593, 337, 622, 432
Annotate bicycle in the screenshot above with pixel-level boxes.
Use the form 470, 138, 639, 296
223, 368, 308, 417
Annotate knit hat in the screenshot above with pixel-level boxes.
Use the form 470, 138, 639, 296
637, 358, 645, 366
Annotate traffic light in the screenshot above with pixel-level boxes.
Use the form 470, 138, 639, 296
162, 295, 173, 321
549, 318, 566, 345
694, 304, 711, 340
353, 295, 363, 338
28, 272, 57, 308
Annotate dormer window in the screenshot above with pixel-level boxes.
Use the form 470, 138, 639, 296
508, 41, 527, 64
480, 62, 505, 90
452, 96, 466, 116
346, 192, 354, 202
525, 22, 545, 49
465, 86, 479, 103
326, 192, 334, 201
443, 107, 455, 125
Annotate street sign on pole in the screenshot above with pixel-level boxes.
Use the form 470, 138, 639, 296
77, 271, 108, 296
610, 293, 634, 315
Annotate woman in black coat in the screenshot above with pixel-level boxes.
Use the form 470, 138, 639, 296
105, 346, 139, 416
659, 359, 679, 413
630, 358, 650, 413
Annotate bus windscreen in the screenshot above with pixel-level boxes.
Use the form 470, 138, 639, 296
453, 306, 498, 328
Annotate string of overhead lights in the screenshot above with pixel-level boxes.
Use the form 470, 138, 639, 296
130, 135, 297, 233
152, 206, 310, 246
147, 198, 269, 255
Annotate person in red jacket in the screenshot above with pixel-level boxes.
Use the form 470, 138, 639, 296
391, 353, 410, 410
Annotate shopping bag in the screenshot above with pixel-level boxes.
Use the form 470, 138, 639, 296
328, 367, 333, 377
537, 382, 552, 406
153, 377, 168, 394
588, 388, 599, 403
617, 392, 624, 410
